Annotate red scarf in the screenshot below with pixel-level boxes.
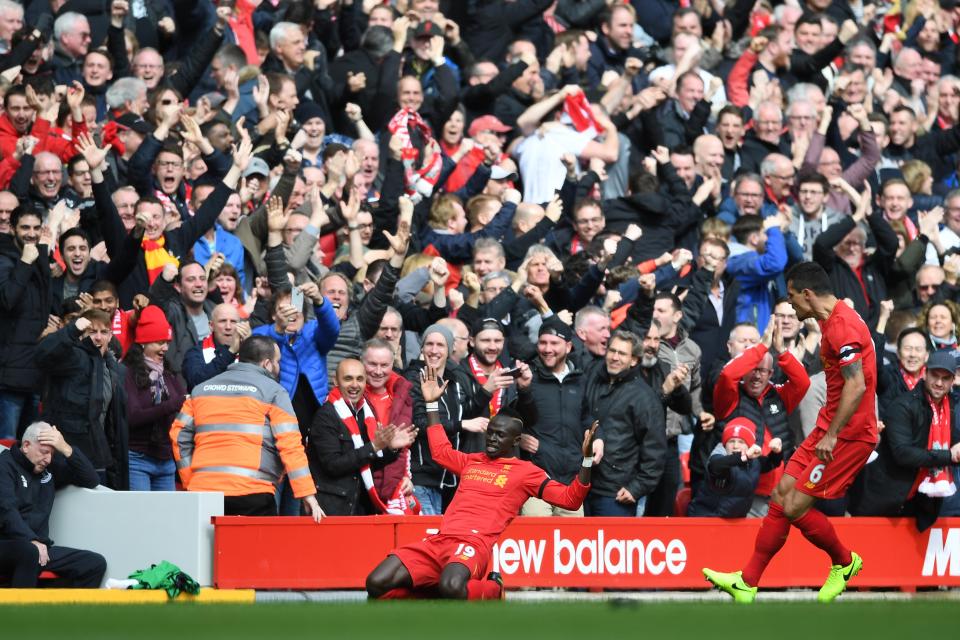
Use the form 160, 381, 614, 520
327, 387, 416, 514
387, 108, 442, 203
900, 365, 925, 390
467, 355, 504, 416
912, 392, 957, 498
563, 90, 600, 134
570, 234, 583, 255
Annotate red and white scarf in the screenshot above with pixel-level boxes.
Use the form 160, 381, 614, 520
467, 355, 504, 416
900, 365, 925, 391
387, 108, 442, 203
563, 90, 600, 136
915, 393, 957, 498
327, 387, 416, 514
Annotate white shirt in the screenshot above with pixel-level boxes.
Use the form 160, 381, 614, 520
516, 125, 596, 204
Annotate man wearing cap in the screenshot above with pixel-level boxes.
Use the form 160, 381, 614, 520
708, 318, 810, 514
103, 112, 152, 188
520, 316, 597, 517
463, 318, 536, 425
688, 416, 784, 518
851, 350, 960, 528
404, 323, 498, 515
403, 20, 461, 96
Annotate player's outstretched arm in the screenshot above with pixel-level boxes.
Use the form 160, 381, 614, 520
539, 422, 598, 510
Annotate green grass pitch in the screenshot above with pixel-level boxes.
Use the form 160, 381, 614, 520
0, 600, 956, 639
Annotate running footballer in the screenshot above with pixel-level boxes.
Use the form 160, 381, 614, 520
704, 262, 876, 603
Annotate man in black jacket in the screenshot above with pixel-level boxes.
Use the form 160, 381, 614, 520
308, 359, 416, 516
519, 316, 594, 516
582, 329, 666, 516
35, 311, 128, 490
0, 422, 105, 588
851, 351, 960, 530
0, 208, 50, 440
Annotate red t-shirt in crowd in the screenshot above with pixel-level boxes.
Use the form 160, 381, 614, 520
426, 425, 588, 546
816, 301, 878, 443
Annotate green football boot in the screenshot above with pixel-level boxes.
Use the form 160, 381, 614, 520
817, 551, 862, 603
702, 568, 757, 604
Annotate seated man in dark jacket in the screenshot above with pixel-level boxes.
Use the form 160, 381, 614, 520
688, 417, 783, 518
850, 351, 960, 530
308, 359, 417, 516
0, 422, 105, 587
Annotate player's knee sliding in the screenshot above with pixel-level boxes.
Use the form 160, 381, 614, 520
438, 576, 468, 600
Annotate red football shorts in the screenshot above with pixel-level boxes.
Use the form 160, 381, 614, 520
785, 429, 875, 500
391, 534, 491, 589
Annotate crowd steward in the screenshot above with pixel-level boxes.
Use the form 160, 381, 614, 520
0, 0, 959, 536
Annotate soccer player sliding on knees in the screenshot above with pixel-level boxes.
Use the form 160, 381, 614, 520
365, 366, 599, 600
704, 262, 876, 603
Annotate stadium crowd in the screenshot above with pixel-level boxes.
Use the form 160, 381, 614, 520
2, 0, 960, 560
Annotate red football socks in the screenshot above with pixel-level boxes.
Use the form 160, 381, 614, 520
466, 578, 503, 600
741, 502, 791, 587
792, 507, 852, 566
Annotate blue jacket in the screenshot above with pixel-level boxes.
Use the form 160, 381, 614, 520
726, 228, 787, 333
687, 445, 762, 518
252, 298, 341, 405
193, 225, 247, 289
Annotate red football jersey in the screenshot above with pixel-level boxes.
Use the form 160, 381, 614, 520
816, 301, 878, 443
426, 425, 589, 545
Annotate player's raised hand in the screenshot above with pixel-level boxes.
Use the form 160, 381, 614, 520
581, 420, 599, 457
420, 366, 449, 403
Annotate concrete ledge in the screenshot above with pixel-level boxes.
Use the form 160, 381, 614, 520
0, 588, 255, 605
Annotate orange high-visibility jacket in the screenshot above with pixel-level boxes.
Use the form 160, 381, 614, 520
170, 362, 315, 499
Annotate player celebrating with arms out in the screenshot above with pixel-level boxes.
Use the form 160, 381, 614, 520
365, 366, 599, 600
704, 262, 877, 603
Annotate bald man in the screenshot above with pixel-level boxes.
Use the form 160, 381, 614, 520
308, 358, 417, 516
182, 303, 251, 391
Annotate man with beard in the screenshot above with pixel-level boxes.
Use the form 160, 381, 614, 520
0, 208, 50, 439
520, 316, 600, 517
182, 303, 251, 392
308, 358, 418, 516
463, 318, 536, 426
583, 330, 666, 516
708, 317, 811, 515
172, 335, 325, 520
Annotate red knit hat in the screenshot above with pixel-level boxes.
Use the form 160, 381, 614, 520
721, 417, 757, 448
135, 305, 172, 344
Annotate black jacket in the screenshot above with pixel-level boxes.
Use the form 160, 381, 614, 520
404, 359, 492, 489
850, 382, 960, 530
0, 236, 52, 394
583, 364, 667, 499
603, 163, 702, 262
465, 0, 554, 62
308, 401, 399, 516
34, 322, 129, 490
0, 446, 99, 545
877, 361, 917, 421
687, 445, 782, 517
523, 359, 588, 483
813, 213, 898, 330
683, 267, 741, 373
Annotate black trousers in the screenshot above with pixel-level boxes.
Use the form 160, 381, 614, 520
224, 493, 277, 516
0, 540, 106, 588
645, 437, 681, 517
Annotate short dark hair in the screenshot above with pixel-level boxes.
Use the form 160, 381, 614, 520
10, 206, 39, 228
655, 291, 682, 314
796, 171, 829, 192
891, 104, 916, 120
239, 335, 277, 364
785, 261, 833, 295
896, 326, 928, 351
215, 43, 247, 70
3, 85, 25, 110
718, 104, 744, 124
796, 12, 823, 30
732, 214, 763, 244
58, 227, 89, 255
90, 280, 118, 297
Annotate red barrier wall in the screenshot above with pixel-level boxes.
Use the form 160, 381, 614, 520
212, 516, 960, 590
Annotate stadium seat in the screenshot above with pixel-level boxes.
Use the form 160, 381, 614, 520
674, 487, 691, 517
